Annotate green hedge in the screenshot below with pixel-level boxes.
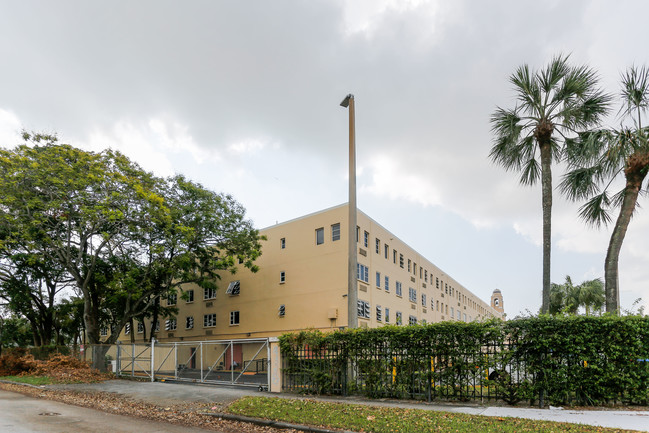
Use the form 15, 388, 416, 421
279, 315, 649, 406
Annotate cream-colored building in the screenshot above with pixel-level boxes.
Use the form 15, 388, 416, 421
119, 203, 504, 344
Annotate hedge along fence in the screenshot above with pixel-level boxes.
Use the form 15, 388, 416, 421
279, 315, 649, 406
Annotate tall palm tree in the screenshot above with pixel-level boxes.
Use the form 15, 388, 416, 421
549, 275, 604, 315
491, 55, 610, 313
561, 66, 649, 313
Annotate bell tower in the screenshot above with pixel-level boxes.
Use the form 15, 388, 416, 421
491, 289, 504, 315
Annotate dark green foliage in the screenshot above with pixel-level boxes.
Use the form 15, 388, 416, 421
280, 315, 649, 406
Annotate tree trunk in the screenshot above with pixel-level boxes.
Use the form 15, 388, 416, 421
540, 142, 553, 314
604, 164, 647, 314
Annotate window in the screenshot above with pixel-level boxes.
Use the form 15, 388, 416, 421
494, 298, 500, 306
451, 307, 454, 318
431, 298, 435, 310
356, 226, 360, 242
407, 259, 411, 272
422, 293, 427, 307
152, 320, 160, 332
331, 223, 340, 241
165, 319, 177, 331
436, 277, 439, 289
436, 300, 439, 311
204, 287, 216, 300
375, 271, 381, 287
385, 308, 390, 323
393, 249, 397, 264
384, 276, 390, 292
399, 254, 404, 268
376, 305, 382, 322
396, 281, 403, 297
186, 316, 194, 329
384, 244, 389, 259
125, 323, 131, 335
280, 271, 286, 284
316, 227, 324, 245
363, 231, 369, 247
167, 293, 177, 306
357, 300, 370, 319
137, 322, 144, 333
357, 263, 369, 283
375, 238, 380, 254
186, 289, 194, 303
278, 304, 286, 317
425, 270, 428, 283
230, 311, 240, 326
396, 312, 403, 325
463, 313, 467, 322
100, 327, 108, 337
409, 287, 417, 303
409, 315, 417, 325
280, 237, 286, 249
203, 313, 216, 327
226, 280, 240, 295
457, 310, 461, 320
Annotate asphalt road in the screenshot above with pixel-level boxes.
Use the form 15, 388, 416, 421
0, 389, 216, 433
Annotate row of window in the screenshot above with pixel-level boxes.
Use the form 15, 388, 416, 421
357, 299, 473, 324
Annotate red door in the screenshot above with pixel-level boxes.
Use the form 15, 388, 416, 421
225, 344, 243, 370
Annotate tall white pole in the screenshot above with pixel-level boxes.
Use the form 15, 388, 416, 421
341, 94, 357, 329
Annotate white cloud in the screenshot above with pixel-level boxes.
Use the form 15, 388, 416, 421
227, 138, 269, 156
0, 108, 22, 147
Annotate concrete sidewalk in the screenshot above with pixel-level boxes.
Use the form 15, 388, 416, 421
47, 380, 649, 432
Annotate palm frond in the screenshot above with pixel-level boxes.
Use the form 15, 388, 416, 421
560, 166, 602, 201
539, 54, 570, 94
519, 157, 540, 186
620, 65, 649, 123
578, 192, 612, 227
511, 65, 542, 112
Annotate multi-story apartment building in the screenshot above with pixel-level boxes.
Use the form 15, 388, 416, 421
118, 203, 504, 344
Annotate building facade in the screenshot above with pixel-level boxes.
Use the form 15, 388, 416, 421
118, 203, 504, 343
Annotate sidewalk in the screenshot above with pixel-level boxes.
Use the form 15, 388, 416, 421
47, 380, 649, 432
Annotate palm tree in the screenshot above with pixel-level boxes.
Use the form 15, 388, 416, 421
491, 55, 610, 313
549, 275, 604, 315
561, 66, 649, 313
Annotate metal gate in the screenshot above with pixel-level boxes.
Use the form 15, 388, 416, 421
115, 338, 270, 389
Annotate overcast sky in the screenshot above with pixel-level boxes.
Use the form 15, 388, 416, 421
1, 0, 648, 317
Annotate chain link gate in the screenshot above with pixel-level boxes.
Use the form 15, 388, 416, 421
115, 338, 270, 390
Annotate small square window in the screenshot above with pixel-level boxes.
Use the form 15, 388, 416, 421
357, 300, 370, 319
316, 227, 324, 245
230, 311, 240, 326
280, 271, 286, 284
280, 237, 286, 249
331, 223, 340, 241
203, 313, 216, 327
165, 319, 177, 331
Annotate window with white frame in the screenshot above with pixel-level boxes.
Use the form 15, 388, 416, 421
384, 275, 389, 292
357, 300, 370, 319
363, 231, 369, 247
409, 287, 417, 303
203, 313, 216, 327
396, 281, 402, 297
376, 305, 382, 322
393, 249, 397, 264
385, 308, 390, 323
165, 319, 177, 331
409, 315, 417, 325
186, 289, 194, 303
100, 327, 108, 337
407, 259, 411, 272
331, 223, 341, 241
396, 311, 403, 325
230, 311, 240, 326
186, 316, 194, 329
384, 244, 389, 259
316, 227, 324, 245
226, 280, 240, 295
280, 271, 286, 284
425, 270, 428, 283
137, 322, 144, 333
125, 323, 131, 335
457, 310, 461, 320
399, 254, 404, 268
431, 298, 435, 310
278, 304, 286, 317
167, 293, 177, 306
280, 237, 286, 249
422, 293, 427, 307
204, 287, 216, 300
376, 271, 381, 287
357, 263, 369, 283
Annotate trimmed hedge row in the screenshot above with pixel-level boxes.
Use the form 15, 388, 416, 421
279, 315, 649, 406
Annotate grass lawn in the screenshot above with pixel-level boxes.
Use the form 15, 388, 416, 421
227, 396, 636, 433
0, 375, 54, 385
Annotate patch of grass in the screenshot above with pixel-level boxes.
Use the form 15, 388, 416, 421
1, 375, 53, 385
228, 397, 637, 433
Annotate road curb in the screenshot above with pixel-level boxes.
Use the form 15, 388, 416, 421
0, 379, 45, 390
202, 412, 355, 433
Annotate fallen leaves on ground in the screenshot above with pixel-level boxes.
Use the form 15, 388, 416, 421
0, 382, 298, 433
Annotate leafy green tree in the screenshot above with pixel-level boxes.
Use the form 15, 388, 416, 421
549, 275, 604, 315
0, 314, 33, 353
491, 55, 610, 313
561, 66, 649, 313
0, 134, 262, 368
